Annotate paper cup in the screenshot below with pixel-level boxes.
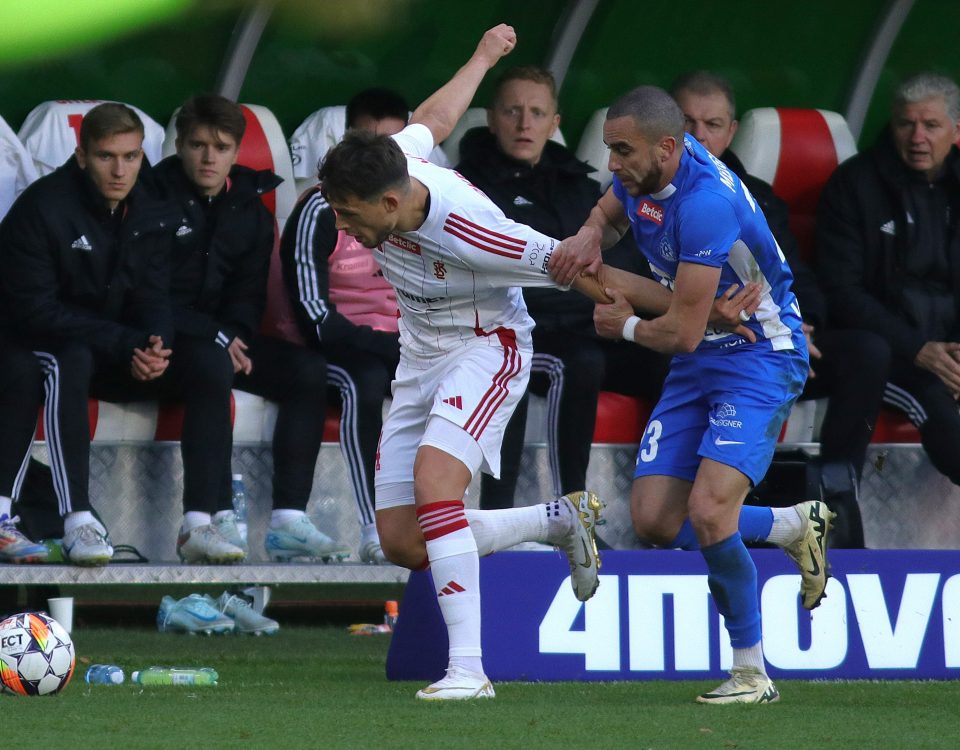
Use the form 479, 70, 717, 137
47, 597, 74, 633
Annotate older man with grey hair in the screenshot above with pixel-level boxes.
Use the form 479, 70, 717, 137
817, 72, 960, 487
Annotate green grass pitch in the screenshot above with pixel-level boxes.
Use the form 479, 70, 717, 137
4, 626, 960, 750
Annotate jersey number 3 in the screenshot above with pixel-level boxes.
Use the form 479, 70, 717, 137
638, 420, 662, 463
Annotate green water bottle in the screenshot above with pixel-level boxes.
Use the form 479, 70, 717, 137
131, 667, 218, 686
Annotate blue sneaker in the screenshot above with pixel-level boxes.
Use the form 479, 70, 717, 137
264, 515, 350, 562
0, 514, 48, 563
157, 594, 235, 635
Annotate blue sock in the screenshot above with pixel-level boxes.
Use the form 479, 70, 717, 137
701, 532, 761, 649
668, 507, 774, 550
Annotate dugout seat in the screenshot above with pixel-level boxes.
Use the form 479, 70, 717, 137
18, 99, 165, 176
290, 105, 451, 194
576, 107, 612, 191
0, 113, 38, 220
440, 107, 566, 167
729, 108, 857, 262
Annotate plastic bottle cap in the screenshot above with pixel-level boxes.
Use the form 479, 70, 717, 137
385, 600, 398, 616
232, 474, 243, 481
131, 671, 140, 682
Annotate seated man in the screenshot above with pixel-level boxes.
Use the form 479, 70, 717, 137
290, 87, 448, 185
0, 103, 175, 566
455, 65, 670, 511
150, 94, 349, 563
817, 72, 960, 491
670, 70, 891, 547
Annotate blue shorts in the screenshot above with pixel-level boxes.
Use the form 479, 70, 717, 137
633, 346, 807, 486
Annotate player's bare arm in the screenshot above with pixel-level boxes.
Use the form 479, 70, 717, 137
575, 265, 759, 340
595, 262, 725, 354
550, 188, 627, 286
409, 24, 516, 147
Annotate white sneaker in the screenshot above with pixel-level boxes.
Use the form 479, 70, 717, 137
177, 524, 246, 564
697, 667, 780, 704
264, 515, 350, 562
783, 500, 835, 609
359, 538, 387, 564
62, 521, 113, 566
551, 491, 602, 602
212, 510, 248, 555
415, 666, 495, 701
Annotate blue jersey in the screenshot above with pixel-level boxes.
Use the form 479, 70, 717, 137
612, 136, 805, 354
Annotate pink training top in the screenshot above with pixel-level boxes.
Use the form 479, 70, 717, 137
328, 232, 398, 332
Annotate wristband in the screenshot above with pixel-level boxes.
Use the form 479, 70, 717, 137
622, 315, 641, 343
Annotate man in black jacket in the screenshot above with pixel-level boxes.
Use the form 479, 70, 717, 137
671, 71, 891, 547
151, 94, 349, 563
817, 72, 960, 489
0, 103, 174, 565
456, 65, 670, 512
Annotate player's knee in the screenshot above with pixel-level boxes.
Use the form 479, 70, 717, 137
377, 529, 425, 569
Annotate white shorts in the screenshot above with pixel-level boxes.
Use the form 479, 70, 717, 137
374, 338, 530, 510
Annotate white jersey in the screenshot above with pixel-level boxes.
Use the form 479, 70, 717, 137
0, 114, 38, 220
290, 106, 449, 179
379, 124, 560, 365
18, 100, 165, 175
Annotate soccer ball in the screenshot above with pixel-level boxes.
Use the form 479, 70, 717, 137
0, 612, 76, 696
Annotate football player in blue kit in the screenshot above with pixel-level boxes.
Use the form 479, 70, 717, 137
549, 85, 833, 704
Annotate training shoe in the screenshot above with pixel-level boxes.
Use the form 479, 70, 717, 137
697, 667, 780, 704
555, 491, 602, 602
359, 538, 387, 564
209, 592, 279, 636
783, 500, 835, 609
212, 510, 248, 555
0, 514, 48, 563
62, 521, 113, 566
264, 515, 350, 562
177, 524, 246, 564
157, 594, 235, 635
415, 666, 495, 701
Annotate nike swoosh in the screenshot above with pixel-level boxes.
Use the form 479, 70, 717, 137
806, 544, 821, 576
714, 438, 745, 446
577, 538, 593, 568
182, 608, 219, 622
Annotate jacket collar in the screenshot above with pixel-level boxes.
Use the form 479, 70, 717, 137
457, 127, 594, 182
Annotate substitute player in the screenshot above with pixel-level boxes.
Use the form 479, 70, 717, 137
550, 86, 831, 704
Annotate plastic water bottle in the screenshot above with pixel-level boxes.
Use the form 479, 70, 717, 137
231, 474, 248, 548
85, 664, 124, 685
384, 600, 399, 630
131, 667, 219, 686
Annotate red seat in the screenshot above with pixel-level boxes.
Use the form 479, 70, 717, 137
730, 107, 857, 263
871, 409, 922, 443
592, 392, 652, 444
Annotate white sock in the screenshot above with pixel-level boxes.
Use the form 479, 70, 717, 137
418, 501, 483, 674
360, 522, 379, 545
766, 506, 804, 546
63, 510, 97, 534
464, 501, 555, 556
181, 511, 211, 533
212, 510, 233, 523
0, 496, 12, 519
733, 642, 767, 674
270, 509, 305, 527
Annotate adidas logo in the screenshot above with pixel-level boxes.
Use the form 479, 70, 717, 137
442, 395, 463, 409
880, 220, 896, 236
176, 224, 193, 237
513, 195, 533, 207
70, 235, 93, 251
438, 581, 466, 597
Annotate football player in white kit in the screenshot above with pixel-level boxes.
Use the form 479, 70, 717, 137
319, 25, 757, 701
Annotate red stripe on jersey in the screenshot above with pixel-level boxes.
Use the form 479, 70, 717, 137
464, 345, 522, 440
444, 216, 525, 254
443, 225, 523, 258
447, 213, 526, 248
